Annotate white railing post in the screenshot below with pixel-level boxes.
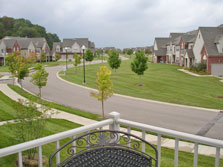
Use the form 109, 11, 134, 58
142, 130, 146, 153
109, 112, 120, 131
72, 136, 76, 154
157, 134, 161, 167
215, 147, 220, 167
127, 126, 131, 147
18, 152, 23, 167
56, 140, 60, 164
174, 138, 179, 167
193, 143, 198, 167
38, 146, 42, 167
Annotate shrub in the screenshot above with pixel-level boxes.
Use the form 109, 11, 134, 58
197, 63, 207, 72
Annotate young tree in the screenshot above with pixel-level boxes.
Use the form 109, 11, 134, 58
85, 49, 94, 62
90, 66, 113, 119
108, 50, 121, 72
55, 53, 60, 61
73, 53, 81, 72
30, 63, 49, 98
14, 99, 50, 162
15, 55, 29, 88
40, 52, 46, 62
26, 52, 37, 65
131, 51, 148, 85
5, 52, 17, 84
127, 49, 133, 58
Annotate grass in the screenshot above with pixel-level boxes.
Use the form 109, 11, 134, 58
61, 60, 223, 109
0, 91, 30, 121
8, 84, 101, 121
0, 120, 221, 167
0, 66, 9, 72
0, 75, 3, 78
0, 119, 82, 167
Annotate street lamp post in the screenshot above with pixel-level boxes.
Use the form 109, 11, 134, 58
65, 47, 69, 70
82, 45, 86, 84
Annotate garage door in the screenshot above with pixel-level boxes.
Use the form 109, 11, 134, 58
211, 64, 223, 76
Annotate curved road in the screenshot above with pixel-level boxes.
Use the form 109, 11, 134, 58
22, 64, 223, 140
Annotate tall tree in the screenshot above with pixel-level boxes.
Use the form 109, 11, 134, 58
85, 49, 94, 62
0, 16, 60, 49
131, 51, 148, 85
90, 66, 113, 119
108, 50, 121, 72
30, 64, 49, 98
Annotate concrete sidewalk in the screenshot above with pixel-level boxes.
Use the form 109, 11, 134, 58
0, 84, 222, 158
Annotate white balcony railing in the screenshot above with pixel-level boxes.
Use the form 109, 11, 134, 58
0, 112, 222, 167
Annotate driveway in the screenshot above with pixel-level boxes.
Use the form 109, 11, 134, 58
22, 63, 223, 140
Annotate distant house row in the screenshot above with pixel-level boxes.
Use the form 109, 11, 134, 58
0, 36, 50, 65
52, 38, 95, 61
153, 25, 223, 76
0, 36, 96, 65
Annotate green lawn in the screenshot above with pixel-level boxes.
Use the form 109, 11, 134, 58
0, 66, 9, 72
0, 120, 220, 167
0, 91, 30, 121
0, 119, 82, 167
61, 60, 223, 109
8, 84, 101, 121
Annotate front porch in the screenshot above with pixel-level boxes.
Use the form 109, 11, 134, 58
0, 112, 222, 167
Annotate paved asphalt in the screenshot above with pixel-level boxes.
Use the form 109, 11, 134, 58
22, 64, 223, 140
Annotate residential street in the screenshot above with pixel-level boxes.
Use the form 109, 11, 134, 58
22, 64, 223, 140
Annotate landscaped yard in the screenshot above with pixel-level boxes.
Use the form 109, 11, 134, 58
60, 60, 223, 109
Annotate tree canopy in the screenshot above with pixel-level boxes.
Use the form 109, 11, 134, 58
85, 49, 94, 62
108, 50, 121, 71
0, 16, 60, 49
131, 51, 148, 76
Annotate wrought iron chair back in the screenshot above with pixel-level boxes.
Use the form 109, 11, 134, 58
49, 130, 158, 167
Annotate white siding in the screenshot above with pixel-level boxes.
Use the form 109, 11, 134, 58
72, 42, 81, 53
193, 30, 204, 64
154, 41, 158, 50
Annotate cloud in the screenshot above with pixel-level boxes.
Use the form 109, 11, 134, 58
0, 0, 222, 48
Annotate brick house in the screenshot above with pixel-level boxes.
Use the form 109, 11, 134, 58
52, 38, 95, 61
0, 36, 50, 65
153, 38, 170, 63
193, 26, 223, 75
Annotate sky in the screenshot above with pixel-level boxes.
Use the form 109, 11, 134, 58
0, 0, 222, 49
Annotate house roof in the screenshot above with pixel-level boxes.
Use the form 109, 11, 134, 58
199, 27, 223, 56
30, 38, 46, 48
63, 38, 89, 48
154, 38, 170, 56
17, 39, 32, 49
1, 36, 47, 49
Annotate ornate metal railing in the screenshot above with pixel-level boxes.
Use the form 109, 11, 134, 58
49, 130, 158, 167
0, 112, 222, 167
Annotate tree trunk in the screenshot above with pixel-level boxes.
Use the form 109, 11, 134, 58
20, 79, 23, 88
39, 87, 41, 99
102, 91, 105, 119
